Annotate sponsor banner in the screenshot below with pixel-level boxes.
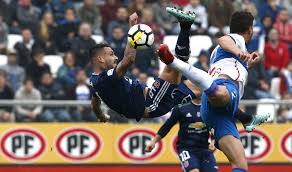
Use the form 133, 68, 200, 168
0, 123, 290, 164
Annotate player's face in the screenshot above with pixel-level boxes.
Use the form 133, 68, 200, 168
103, 47, 118, 69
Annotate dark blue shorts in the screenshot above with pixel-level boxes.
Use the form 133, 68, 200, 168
145, 78, 178, 118
201, 79, 240, 144
178, 149, 218, 172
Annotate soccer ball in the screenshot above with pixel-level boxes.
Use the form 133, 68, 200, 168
128, 24, 154, 50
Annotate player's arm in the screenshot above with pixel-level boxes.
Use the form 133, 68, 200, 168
217, 35, 251, 62
208, 129, 216, 152
145, 107, 180, 152
115, 13, 138, 79
91, 96, 109, 122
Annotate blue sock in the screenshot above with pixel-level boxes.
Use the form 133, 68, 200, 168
175, 28, 190, 61
232, 168, 247, 172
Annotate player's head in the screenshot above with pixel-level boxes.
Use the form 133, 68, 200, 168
90, 43, 118, 70
230, 11, 254, 43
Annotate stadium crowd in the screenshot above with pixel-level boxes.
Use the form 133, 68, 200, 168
0, 0, 291, 123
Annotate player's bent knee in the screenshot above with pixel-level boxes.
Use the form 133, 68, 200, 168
208, 86, 230, 107
189, 169, 200, 172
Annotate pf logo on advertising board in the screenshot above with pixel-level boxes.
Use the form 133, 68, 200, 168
280, 130, 292, 160
0, 128, 46, 162
118, 129, 163, 162
240, 129, 272, 161
55, 128, 101, 161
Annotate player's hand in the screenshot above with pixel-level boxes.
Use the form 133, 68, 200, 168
238, 52, 252, 63
248, 52, 261, 69
129, 12, 138, 27
145, 142, 155, 152
208, 142, 216, 153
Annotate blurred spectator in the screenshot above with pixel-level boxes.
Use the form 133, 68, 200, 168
277, 106, 290, 123
70, 22, 96, 68
245, 60, 274, 99
13, 0, 41, 34
0, 51, 25, 92
0, 0, 8, 22
26, 49, 51, 87
281, 61, 292, 94
106, 26, 127, 61
184, 0, 208, 35
129, 67, 140, 79
128, 0, 147, 16
258, 0, 282, 23
138, 72, 148, 85
208, 0, 234, 35
135, 45, 159, 75
264, 29, 290, 79
51, 0, 74, 22
141, 8, 164, 45
15, 78, 42, 122
193, 50, 209, 72
233, 0, 257, 17
107, 7, 129, 37
274, 8, 292, 45
14, 29, 36, 67
77, 0, 102, 35
56, 8, 80, 52
0, 70, 14, 122
280, 0, 292, 17
57, 51, 79, 90
69, 69, 96, 121
261, 15, 274, 41
39, 72, 71, 122
0, 15, 8, 53
173, 0, 189, 6
152, 0, 179, 35
100, 0, 121, 34
37, 12, 57, 55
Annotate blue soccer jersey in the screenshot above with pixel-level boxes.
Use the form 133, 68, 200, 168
90, 68, 146, 119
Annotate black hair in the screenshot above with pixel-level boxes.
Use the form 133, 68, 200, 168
23, 78, 34, 85
230, 11, 254, 34
89, 43, 110, 60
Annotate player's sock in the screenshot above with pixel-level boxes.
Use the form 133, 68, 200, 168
175, 23, 191, 62
235, 110, 253, 125
232, 169, 247, 172
169, 58, 216, 95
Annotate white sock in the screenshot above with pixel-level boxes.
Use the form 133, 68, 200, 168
170, 58, 214, 91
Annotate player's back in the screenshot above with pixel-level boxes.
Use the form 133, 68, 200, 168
209, 33, 248, 98
90, 68, 146, 117
175, 102, 209, 151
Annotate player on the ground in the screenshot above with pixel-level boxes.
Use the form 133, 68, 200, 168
145, 82, 218, 172
90, 12, 195, 122
158, 9, 270, 172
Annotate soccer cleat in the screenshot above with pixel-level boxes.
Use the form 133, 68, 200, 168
158, 44, 175, 65
166, 7, 196, 24
244, 113, 271, 132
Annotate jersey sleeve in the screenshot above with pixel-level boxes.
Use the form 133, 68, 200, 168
228, 33, 247, 52
157, 106, 181, 138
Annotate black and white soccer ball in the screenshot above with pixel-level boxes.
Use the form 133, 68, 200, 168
128, 24, 154, 50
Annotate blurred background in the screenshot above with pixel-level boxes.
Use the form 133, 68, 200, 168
0, 0, 291, 172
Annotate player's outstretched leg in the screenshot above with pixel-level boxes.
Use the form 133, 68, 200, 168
236, 111, 270, 132
166, 7, 195, 62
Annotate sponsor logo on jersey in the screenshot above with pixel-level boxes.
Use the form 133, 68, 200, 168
1, 128, 46, 162
55, 128, 101, 161
118, 128, 163, 162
